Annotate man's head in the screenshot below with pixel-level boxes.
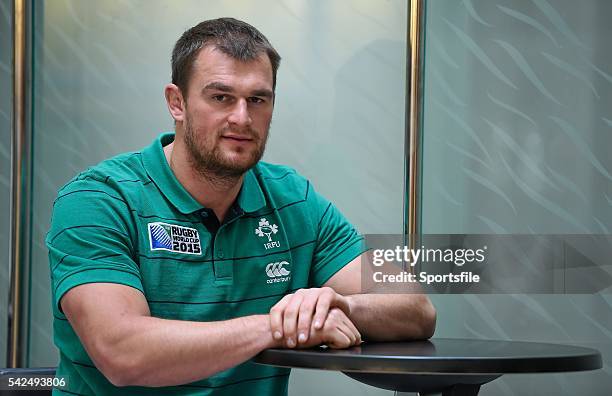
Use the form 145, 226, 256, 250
165, 18, 281, 180
171, 18, 281, 96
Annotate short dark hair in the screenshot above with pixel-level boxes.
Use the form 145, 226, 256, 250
171, 18, 281, 96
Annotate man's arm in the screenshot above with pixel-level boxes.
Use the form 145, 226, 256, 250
62, 282, 362, 387
336, 292, 436, 341
324, 254, 437, 341
61, 283, 278, 387
269, 253, 436, 346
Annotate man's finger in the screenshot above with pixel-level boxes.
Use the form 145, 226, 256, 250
336, 321, 357, 346
326, 326, 351, 349
312, 292, 332, 330
296, 293, 318, 344
282, 293, 304, 348
269, 294, 292, 341
342, 317, 362, 345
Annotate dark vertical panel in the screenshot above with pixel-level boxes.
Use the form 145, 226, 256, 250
0, 0, 14, 366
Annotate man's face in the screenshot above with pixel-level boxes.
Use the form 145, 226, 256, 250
181, 46, 274, 178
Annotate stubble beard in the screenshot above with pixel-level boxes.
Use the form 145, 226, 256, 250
183, 115, 268, 185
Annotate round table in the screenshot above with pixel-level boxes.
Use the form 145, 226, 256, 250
253, 338, 602, 396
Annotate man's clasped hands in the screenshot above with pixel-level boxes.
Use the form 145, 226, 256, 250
269, 287, 362, 350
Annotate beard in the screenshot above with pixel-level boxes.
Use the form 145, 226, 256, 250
183, 114, 268, 181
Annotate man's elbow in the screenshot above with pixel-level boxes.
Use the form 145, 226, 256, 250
420, 298, 437, 339
100, 355, 174, 388
95, 346, 216, 387
407, 295, 436, 340
104, 367, 136, 388
98, 356, 139, 387
90, 342, 145, 387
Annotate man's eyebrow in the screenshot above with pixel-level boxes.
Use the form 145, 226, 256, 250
203, 82, 234, 92
203, 82, 273, 98
252, 89, 274, 99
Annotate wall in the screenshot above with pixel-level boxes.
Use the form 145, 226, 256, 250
423, 1, 612, 394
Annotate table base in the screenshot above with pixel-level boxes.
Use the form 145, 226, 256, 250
342, 372, 501, 395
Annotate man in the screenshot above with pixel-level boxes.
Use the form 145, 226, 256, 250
48, 18, 435, 395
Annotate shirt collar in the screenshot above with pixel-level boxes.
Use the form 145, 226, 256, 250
237, 167, 266, 213
141, 132, 266, 215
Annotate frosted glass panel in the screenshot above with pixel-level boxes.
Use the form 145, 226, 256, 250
422, 0, 612, 394
422, 0, 612, 234
29, 2, 406, 395
0, 0, 12, 366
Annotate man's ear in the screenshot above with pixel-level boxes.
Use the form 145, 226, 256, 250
164, 84, 185, 122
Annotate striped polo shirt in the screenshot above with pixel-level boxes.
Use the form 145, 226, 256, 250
47, 132, 366, 395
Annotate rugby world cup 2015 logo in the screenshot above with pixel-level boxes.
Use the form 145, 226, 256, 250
148, 222, 202, 255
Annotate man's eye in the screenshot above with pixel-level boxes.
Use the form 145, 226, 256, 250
212, 95, 227, 102
249, 97, 264, 104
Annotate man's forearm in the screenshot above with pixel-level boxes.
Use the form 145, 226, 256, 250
97, 314, 278, 387
345, 294, 436, 341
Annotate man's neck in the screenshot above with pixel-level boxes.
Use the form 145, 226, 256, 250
163, 140, 243, 223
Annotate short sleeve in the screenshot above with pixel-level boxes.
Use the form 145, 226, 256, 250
47, 179, 144, 315
308, 188, 367, 287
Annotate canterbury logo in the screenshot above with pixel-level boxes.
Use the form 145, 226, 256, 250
266, 261, 291, 278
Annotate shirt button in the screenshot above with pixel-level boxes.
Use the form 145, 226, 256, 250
200, 210, 209, 218
217, 250, 224, 259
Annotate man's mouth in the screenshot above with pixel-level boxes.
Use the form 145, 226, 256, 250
221, 134, 254, 142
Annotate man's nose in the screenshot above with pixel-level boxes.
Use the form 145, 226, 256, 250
227, 98, 252, 127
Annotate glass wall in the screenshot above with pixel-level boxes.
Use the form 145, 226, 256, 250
28, 1, 406, 395
423, 0, 612, 394
0, 0, 13, 366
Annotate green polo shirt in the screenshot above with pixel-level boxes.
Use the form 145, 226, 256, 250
47, 132, 366, 395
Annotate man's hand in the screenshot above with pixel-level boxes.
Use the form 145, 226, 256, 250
269, 287, 351, 348
295, 307, 361, 349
